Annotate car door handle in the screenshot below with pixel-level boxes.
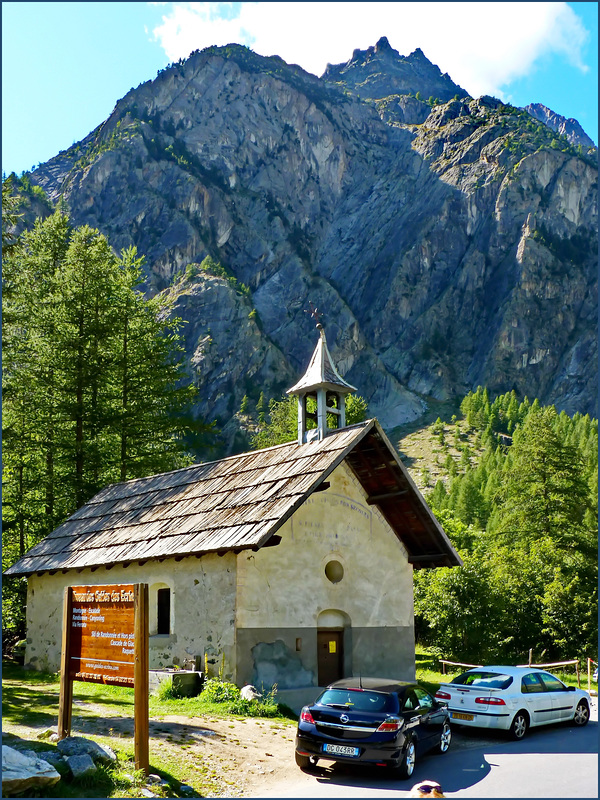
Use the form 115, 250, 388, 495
410, 716, 420, 723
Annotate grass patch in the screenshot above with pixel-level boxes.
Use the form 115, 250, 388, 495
155, 676, 183, 701
415, 643, 460, 694
3, 663, 295, 725
2, 660, 59, 682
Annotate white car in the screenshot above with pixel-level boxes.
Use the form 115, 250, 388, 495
435, 666, 591, 740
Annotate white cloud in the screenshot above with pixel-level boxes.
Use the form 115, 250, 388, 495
150, 1, 590, 99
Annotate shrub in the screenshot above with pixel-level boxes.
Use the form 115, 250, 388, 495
156, 676, 183, 700
201, 677, 240, 703
228, 685, 280, 717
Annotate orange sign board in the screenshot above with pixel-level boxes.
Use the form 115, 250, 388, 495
68, 584, 135, 686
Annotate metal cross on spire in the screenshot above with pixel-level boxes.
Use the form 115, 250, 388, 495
305, 301, 324, 328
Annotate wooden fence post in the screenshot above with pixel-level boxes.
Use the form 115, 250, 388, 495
588, 658, 591, 692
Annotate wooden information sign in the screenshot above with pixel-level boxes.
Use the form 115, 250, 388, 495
58, 583, 149, 773
69, 584, 136, 685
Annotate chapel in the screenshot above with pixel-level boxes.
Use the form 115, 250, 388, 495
6, 322, 460, 701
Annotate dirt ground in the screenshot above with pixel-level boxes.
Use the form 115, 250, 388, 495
4, 698, 299, 797
136, 712, 299, 797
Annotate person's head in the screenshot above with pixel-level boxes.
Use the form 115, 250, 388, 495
410, 780, 445, 798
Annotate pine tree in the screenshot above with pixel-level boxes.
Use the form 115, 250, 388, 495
491, 406, 591, 551
455, 472, 485, 527
110, 247, 197, 481
429, 479, 447, 510
3, 211, 73, 555
2, 211, 199, 585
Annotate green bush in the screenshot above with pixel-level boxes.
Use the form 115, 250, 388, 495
201, 677, 240, 703
228, 685, 280, 717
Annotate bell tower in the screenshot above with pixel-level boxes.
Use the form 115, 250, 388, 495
286, 320, 356, 445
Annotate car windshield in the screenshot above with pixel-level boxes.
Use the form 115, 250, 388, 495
317, 688, 397, 712
451, 671, 513, 690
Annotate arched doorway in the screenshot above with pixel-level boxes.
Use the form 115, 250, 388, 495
317, 609, 351, 686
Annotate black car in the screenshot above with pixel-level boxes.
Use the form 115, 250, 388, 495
295, 677, 451, 778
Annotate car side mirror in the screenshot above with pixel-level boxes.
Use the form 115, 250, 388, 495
566, 686, 576, 692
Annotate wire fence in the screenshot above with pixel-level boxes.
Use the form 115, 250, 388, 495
439, 655, 598, 691
439, 659, 482, 674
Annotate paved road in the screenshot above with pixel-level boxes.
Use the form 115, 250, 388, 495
258, 696, 598, 798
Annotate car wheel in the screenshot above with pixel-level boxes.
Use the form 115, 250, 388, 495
509, 710, 529, 740
397, 738, 416, 778
573, 700, 590, 727
435, 721, 452, 754
295, 752, 318, 771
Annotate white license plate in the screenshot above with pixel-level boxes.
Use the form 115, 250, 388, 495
451, 712, 474, 721
323, 743, 360, 757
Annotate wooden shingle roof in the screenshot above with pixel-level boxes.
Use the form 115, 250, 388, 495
5, 420, 461, 577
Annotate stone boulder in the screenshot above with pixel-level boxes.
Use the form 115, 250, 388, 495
36, 727, 59, 742
57, 736, 117, 765
18, 749, 64, 769
2, 745, 61, 796
66, 754, 97, 779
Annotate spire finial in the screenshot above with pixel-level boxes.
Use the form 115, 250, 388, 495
305, 301, 323, 329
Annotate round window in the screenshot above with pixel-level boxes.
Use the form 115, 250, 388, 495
325, 560, 344, 584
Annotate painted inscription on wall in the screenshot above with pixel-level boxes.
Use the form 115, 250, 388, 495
292, 493, 372, 545
69, 584, 135, 685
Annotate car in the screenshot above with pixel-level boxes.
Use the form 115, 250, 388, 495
435, 665, 591, 740
295, 677, 451, 779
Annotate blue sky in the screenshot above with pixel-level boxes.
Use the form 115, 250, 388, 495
2, 1, 597, 177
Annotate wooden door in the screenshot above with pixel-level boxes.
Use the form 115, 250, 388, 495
317, 630, 343, 686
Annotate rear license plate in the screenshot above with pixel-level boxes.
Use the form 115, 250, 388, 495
323, 743, 360, 757
451, 712, 474, 721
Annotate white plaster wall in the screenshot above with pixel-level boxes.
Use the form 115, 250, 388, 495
236, 461, 414, 629
25, 553, 237, 677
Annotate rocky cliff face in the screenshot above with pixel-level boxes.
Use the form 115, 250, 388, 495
323, 37, 468, 105
29, 43, 598, 453
525, 103, 596, 148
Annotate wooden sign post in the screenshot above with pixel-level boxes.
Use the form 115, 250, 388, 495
134, 583, 149, 773
58, 583, 149, 774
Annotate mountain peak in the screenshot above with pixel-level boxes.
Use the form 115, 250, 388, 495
322, 40, 468, 102
525, 102, 595, 148
375, 35, 393, 52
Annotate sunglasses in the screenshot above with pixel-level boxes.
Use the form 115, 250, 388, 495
417, 784, 443, 795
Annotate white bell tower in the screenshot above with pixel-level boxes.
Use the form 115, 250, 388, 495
286, 322, 356, 445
